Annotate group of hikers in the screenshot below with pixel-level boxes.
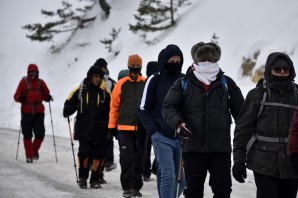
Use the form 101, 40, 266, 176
14, 41, 298, 198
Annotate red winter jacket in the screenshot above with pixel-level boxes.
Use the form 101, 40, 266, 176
14, 75, 50, 114
288, 108, 298, 157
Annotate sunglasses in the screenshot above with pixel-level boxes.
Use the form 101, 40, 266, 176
271, 67, 290, 73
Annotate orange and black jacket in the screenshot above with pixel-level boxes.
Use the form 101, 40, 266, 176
63, 78, 110, 141
108, 75, 146, 131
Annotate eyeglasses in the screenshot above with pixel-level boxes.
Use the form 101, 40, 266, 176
271, 67, 290, 73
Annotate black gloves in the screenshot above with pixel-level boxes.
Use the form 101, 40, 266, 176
289, 152, 298, 174
176, 122, 192, 140
47, 94, 54, 102
19, 95, 26, 102
232, 162, 247, 183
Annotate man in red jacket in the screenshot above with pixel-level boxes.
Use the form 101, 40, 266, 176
14, 64, 52, 163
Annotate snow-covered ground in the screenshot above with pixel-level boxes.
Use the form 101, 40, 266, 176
0, 128, 256, 197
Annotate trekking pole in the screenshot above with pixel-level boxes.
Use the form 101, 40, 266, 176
176, 138, 185, 198
67, 117, 79, 183
15, 123, 22, 160
49, 102, 58, 163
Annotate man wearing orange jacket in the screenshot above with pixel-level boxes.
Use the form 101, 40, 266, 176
108, 54, 146, 198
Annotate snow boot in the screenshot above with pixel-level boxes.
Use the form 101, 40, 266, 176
23, 138, 33, 163
105, 162, 117, 172
79, 177, 87, 189
32, 138, 43, 160
131, 189, 142, 197
78, 157, 90, 189
123, 189, 133, 198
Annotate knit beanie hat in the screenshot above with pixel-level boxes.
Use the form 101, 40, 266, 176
128, 54, 142, 67
118, 69, 129, 80
191, 42, 221, 63
87, 66, 104, 77
146, 61, 158, 77
93, 58, 108, 67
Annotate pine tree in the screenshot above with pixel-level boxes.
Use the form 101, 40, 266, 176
22, 0, 96, 53
129, 0, 175, 33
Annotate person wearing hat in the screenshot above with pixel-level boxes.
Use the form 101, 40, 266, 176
162, 42, 244, 198
14, 64, 53, 163
139, 45, 186, 198
108, 54, 146, 197
233, 52, 298, 198
93, 58, 117, 174
63, 65, 111, 189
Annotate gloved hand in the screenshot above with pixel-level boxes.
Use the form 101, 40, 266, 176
19, 95, 26, 102
109, 128, 118, 139
47, 94, 54, 102
176, 122, 192, 139
289, 152, 298, 174
232, 162, 247, 183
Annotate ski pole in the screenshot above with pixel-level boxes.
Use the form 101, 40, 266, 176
67, 117, 79, 183
49, 102, 58, 163
176, 138, 185, 198
16, 123, 22, 160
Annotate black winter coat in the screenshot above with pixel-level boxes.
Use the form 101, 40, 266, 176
162, 70, 244, 153
233, 79, 298, 178
63, 78, 110, 141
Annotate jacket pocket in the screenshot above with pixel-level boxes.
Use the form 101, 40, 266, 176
247, 142, 278, 175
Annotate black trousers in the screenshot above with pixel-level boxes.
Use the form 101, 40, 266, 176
254, 172, 298, 198
118, 130, 144, 191
142, 133, 152, 177
21, 113, 45, 139
105, 136, 114, 164
183, 152, 232, 198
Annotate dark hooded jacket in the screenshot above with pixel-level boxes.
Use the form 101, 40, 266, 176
63, 78, 110, 141
162, 68, 244, 152
233, 52, 298, 178
139, 44, 184, 139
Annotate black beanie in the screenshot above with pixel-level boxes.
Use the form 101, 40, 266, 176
87, 66, 104, 77
191, 42, 221, 62
146, 61, 159, 77
93, 58, 108, 67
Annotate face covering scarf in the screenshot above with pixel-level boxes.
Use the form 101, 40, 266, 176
192, 62, 220, 85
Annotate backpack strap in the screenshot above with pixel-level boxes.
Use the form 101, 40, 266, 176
23, 77, 31, 91
257, 79, 268, 119
78, 81, 84, 114
220, 75, 229, 99
181, 77, 188, 94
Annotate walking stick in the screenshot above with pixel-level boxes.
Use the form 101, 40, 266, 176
67, 117, 79, 183
176, 138, 185, 198
48, 102, 58, 163
16, 123, 22, 160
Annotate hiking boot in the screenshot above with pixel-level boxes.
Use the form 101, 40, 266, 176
98, 177, 107, 184
78, 177, 87, 189
123, 190, 132, 198
131, 189, 142, 197
90, 180, 101, 189
33, 152, 39, 160
105, 162, 117, 172
143, 175, 151, 182
26, 158, 33, 163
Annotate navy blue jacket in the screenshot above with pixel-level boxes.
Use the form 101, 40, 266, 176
139, 44, 183, 139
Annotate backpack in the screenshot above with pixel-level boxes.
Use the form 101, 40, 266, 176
181, 75, 229, 98
246, 79, 298, 154
23, 76, 43, 94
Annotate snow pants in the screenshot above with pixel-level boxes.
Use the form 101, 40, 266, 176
254, 172, 298, 198
183, 152, 232, 198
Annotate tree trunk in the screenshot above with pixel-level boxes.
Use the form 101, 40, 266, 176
98, 0, 111, 17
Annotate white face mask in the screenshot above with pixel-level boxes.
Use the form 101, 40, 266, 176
104, 74, 109, 80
